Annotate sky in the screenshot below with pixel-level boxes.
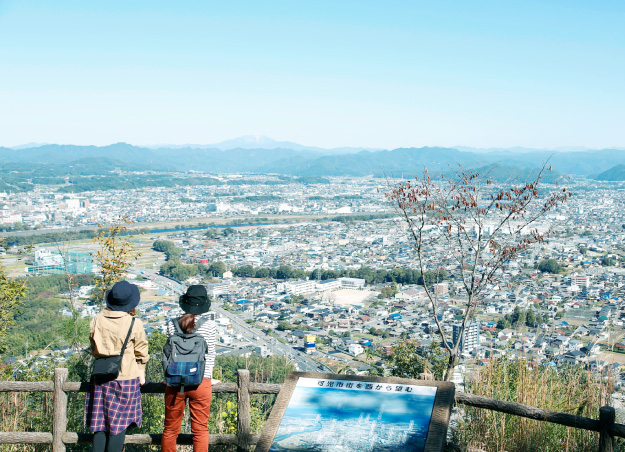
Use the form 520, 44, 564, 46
0, 0, 623, 149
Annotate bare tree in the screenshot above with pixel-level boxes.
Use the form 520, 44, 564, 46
386, 163, 571, 380
53, 242, 91, 351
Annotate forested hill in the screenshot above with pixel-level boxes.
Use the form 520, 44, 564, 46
595, 164, 625, 181
2, 143, 625, 178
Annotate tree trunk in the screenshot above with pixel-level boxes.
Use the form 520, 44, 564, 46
444, 353, 457, 381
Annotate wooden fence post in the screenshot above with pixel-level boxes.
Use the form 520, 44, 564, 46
53, 368, 68, 452
599, 406, 615, 452
237, 370, 251, 452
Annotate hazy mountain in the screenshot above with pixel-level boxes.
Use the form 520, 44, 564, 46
146, 146, 323, 172
454, 146, 552, 154
464, 164, 563, 184
209, 135, 311, 151
2, 142, 625, 179
0, 143, 157, 166
9, 142, 51, 150
145, 135, 380, 154
145, 135, 304, 151
497, 149, 625, 176
454, 146, 598, 154
595, 164, 625, 181
270, 147, 484, 177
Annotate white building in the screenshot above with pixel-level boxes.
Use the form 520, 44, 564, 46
0, 210, 22, 225
207, 282, 234, 296
348, 343, 364, 357
215, 203, 231, 213
34, 249, 64, 266
567, 275, 591, 289
316, 279, 341, 292
339, 277, 366, 289
216, 318, 231, 328
453, 320, 480, 356
433, 282, 449, 296
255, 345, 272, 358
286, 280, 317, 296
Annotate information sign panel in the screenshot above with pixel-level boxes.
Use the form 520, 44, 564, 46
256, 372, 455, 452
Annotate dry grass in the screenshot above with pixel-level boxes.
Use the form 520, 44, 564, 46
452, 359, 618, 452
0, 389, 53, 452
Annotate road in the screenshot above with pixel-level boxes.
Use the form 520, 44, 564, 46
213, 306, 329, 373
136, 268, 329, 373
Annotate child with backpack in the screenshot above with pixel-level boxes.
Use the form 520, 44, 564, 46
161, 285, 217, 452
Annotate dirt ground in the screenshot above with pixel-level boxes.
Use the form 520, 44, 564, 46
597, 351, 625, 365
331, 289, 378, 306
140, 288, 177, 304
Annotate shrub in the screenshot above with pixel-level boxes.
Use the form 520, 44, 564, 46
452, 358, 617, 452
538, 259, 562, 274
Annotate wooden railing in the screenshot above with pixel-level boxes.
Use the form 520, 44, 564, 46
0, 368, 273, 451
0, 368, 623, 452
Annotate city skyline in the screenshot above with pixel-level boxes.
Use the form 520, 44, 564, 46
1, 1, 623, 150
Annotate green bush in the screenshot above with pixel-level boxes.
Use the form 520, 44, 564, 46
538, 259, 563, 274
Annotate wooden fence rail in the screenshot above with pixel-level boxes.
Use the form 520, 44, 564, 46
0, 368, 621, 452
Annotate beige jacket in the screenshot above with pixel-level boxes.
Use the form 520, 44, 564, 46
90, 309, 149, 381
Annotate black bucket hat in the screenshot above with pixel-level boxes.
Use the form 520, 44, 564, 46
106, 281, 140, 312
179, 285, 211, 315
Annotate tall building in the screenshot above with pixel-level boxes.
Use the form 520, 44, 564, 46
453, 320, 480, 355
433, 282, 449, 296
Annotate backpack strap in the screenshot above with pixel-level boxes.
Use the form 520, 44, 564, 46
195, 316, 207, 331
119, 318, 135, 357
173, 317, 184, 335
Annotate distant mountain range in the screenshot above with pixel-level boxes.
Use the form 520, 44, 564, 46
452, 145, 621, 154
141, 135, 380, 154
2, 138, 625, 180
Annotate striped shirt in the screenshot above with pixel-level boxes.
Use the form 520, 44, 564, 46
166, 313, 217, 379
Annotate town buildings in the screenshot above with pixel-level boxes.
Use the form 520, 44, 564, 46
4, 175, 625, 385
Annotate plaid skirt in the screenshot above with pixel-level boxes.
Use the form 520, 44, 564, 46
85, 378, 142, 435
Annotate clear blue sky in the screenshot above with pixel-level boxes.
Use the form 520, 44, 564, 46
0, 0, 623, 149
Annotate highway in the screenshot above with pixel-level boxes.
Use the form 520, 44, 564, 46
213, 305, 330, 373
136, 268, 330, 373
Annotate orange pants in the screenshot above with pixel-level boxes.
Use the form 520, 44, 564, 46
162, 379, 212, 452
